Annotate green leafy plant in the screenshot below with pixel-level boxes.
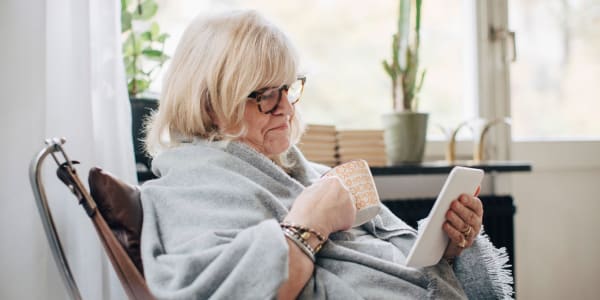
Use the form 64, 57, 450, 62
121, 0, 170, 98
382, 0, 426, 112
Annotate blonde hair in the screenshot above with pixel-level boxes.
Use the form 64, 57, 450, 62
144, 10, 305, 166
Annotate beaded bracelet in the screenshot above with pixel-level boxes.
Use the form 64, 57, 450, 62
282, 228, 316, 262
280, 222, 326, 243
280, 222, 328, 260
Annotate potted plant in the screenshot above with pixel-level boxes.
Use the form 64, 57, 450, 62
121, 0, 169, 180
381, 0, 428, 164
122, 0, 169, 98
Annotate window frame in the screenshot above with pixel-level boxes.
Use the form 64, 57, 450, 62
476, 0, 600, 170
424, 0, 512, 161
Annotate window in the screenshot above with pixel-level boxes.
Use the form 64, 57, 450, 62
508, 0, 600, 140
153, 0, 475, 139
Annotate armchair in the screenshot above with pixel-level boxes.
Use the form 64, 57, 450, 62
29, 138, 154, 300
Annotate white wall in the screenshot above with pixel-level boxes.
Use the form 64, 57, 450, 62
0, 1, 66, 299
511, 142, 600, 299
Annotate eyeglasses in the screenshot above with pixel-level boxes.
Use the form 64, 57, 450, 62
247, 75, 306, 114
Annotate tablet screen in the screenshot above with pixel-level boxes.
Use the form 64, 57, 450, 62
404, 166, 484, 268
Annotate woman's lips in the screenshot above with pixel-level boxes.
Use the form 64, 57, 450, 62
271, 123, 289, 131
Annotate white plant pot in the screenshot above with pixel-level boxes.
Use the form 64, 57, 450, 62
382, 112, 429, 164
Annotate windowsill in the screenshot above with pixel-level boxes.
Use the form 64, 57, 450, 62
371, 160, 532, 176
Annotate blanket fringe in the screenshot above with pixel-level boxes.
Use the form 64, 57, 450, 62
476, 230, 515, 299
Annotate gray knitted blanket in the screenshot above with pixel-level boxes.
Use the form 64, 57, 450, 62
140, 140, 513, 299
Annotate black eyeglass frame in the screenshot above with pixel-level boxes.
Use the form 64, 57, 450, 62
247, 75, 306, 114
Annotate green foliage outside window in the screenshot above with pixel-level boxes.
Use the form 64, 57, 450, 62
121, 0, 170, 97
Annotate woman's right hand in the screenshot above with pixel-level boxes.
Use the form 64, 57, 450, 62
284, 176, 356, 238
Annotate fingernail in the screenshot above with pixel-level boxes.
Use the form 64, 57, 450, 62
460, 195, 468, 203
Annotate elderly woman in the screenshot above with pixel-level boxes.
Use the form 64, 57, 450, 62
141, 10, 513, 300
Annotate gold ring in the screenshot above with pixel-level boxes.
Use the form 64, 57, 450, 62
462, 225, 472, 237
458, 237, 467, 248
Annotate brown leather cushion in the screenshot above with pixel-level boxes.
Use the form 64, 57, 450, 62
88, 167, 144, 275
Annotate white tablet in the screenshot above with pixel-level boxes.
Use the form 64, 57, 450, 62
404, 166, 484, 268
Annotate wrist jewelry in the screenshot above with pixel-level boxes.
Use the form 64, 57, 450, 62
280, 222, 328, 261
282, 228, 316, 262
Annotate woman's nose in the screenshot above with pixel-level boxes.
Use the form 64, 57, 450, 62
273, 91, 293, 115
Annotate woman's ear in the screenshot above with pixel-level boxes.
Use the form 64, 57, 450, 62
205, 99, 221, 129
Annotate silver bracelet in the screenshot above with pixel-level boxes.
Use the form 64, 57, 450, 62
282, 228, 316, 262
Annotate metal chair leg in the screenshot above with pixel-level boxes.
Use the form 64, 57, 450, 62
29, 138, 82, 300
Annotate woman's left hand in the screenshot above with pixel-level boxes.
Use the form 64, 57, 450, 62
442, 186, 483, 261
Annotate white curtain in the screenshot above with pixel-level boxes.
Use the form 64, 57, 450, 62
0, 0, 136, 299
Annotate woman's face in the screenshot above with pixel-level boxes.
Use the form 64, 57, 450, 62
240, 90, 294, 157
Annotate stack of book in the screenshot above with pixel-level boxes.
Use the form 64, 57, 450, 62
336, 129, 387, 167
297, 124, 338, 166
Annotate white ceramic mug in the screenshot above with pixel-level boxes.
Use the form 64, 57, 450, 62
323, 159, 381, 226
